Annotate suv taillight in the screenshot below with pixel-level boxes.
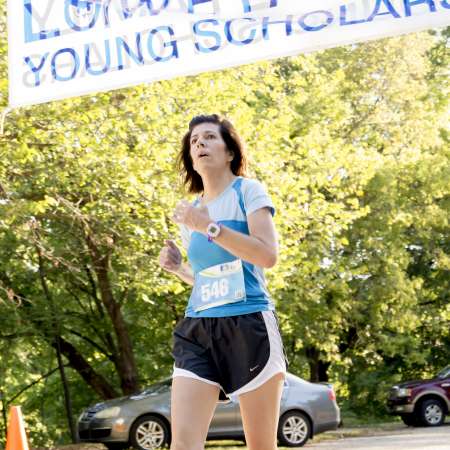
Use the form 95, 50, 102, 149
328, 389, 336, 401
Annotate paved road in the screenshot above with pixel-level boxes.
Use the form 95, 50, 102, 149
307, 424, 450, 449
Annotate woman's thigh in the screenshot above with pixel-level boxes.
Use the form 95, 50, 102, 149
170, 376, 220, 450
238, 372, 285, 450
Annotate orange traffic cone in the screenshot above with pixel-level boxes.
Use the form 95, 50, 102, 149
5, 406, 29, 450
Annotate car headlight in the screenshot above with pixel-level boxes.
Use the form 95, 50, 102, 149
397, 388, 412, 397
95, 407, 120, 419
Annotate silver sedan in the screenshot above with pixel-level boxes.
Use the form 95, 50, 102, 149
78, 372, 340, 449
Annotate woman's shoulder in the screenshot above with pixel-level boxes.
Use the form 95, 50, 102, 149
239, 176, 269, 193
240, 176, 264, 187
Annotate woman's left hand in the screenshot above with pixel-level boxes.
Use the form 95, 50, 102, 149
172, 200, 210, 233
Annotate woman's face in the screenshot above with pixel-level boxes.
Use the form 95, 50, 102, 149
189, 123, 233, 175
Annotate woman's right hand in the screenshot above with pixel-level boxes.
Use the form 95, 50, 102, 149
159, 239, 182, 273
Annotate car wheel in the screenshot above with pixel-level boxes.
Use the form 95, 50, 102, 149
278, 411, 311, 447
418, 399, 445, 427
129, 415, 170, 449
400, 414, 418, 427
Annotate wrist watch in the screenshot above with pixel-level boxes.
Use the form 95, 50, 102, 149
206, 222, 221, 242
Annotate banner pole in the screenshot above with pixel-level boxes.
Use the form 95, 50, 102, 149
0, 107, 12, 136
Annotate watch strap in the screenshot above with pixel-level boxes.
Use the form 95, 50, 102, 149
207, 222, 221, 242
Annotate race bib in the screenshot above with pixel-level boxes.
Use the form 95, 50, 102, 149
190, 259, 246, 312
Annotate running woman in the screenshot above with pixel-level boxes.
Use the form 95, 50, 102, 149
159, 114, 287, 450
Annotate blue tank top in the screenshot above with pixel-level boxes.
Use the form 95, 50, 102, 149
180, 177, 276, 318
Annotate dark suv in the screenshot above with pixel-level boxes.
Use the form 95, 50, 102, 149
387, 365, 450, 426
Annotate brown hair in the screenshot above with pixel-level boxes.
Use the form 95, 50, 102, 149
177, 114, 247, 193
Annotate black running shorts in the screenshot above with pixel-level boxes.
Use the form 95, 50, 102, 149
172, 310, 287, 401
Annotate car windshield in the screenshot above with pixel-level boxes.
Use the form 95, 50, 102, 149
436, 365, 450, 379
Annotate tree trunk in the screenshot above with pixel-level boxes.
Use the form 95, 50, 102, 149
86, 235, 139, 394
338, 327, 358, 354
55, 337, 78, 443
51, 337, 119, 399
36, 245, 77, 443
0, 389, 7, 443
305, 346, 331, 382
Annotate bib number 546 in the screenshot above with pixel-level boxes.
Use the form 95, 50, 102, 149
201, 278, 229, 302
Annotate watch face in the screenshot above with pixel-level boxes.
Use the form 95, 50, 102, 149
208, 223, 220, 237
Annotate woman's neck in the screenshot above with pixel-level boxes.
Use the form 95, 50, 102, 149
201, 171, 237, 203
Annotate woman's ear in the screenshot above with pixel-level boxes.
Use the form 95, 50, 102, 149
228, 150, 234, 162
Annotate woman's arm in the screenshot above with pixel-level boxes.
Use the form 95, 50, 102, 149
173, 262, 194, 285
212, 207, 278, 268
173, 202, 278, 269
158, 239, 194, 285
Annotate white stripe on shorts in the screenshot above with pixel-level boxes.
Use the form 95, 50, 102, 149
172, 366, 222, 389
228, 310, 286, 402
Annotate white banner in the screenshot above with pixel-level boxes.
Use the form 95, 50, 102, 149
7, 0, 450, 107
